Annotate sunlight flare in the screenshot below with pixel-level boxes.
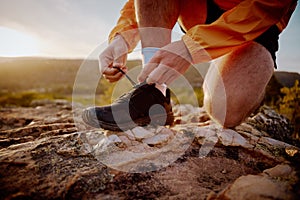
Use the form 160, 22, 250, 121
0, 26, 40, 57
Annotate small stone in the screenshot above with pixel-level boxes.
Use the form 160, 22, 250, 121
218, 174, 295, 200
263, 164, 293, 178
193, 125, 218, 146
119, 135, 132, 146
107, 135, 122, 143
81, 131, 105, 146
193, 126, 217, 139
131, 127, 155, 139
198, 113, 210, 123
217, 129, 253, 148
143, 133, 172, 146
285, 146, 299, 157
124, 130, 135, 140
156, 126, 174, 135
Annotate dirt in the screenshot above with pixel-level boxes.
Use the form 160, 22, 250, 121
0, 100, 299, 199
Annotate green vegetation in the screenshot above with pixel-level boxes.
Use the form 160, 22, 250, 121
0, 57, 140, 107
276, 80, 299, 140
194, 87, 205, 107
0, 91, 65, 107
170, 86, 204, 107
265, 80, 300, 141
278, 80, 300, 121
96, 79, 117, 105
0, 57, 83, 93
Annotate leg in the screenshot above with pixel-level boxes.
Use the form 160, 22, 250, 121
135, 0, 180, 48
203, 42, 274, 128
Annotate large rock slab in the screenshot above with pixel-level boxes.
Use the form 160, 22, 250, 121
215, 164, 298, 200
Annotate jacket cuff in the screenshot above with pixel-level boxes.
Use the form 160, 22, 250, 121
109, 27, 140, 53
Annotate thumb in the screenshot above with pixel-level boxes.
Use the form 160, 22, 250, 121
138, 62, 158, 83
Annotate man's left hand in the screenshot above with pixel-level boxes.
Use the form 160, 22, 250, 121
138, 40, 192, 85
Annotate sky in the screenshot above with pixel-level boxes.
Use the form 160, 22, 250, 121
0, 0, 299, 73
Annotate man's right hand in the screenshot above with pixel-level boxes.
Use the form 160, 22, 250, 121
99, 34, 128, 82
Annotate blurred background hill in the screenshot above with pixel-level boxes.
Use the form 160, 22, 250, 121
0, 57, 208, 104
0, 57, 298, 99
0, 57, 299, 104
0, 57, 83, 93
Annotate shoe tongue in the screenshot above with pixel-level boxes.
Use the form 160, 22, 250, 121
135, 83, 166, 104
133, 81, 149, 89
135, 83, 158, 95
114, 83, 155, 103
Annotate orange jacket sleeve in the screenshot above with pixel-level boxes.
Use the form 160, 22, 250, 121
182, 0, 297, 63
108, 0, 140, 52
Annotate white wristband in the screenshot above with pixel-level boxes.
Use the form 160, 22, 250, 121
142, 47, 160, 65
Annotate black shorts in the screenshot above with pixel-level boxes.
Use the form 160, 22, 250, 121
182, 0, 280, 68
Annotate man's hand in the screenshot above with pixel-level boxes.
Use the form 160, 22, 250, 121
99, 34, 128, 82
138, 40, 192, 85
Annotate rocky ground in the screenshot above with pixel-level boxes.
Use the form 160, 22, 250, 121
0, 99, 299, 200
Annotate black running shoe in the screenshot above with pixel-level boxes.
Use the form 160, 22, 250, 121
82, 83, 174, 131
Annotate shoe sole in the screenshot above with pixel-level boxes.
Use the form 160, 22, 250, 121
82, 111, 174, 131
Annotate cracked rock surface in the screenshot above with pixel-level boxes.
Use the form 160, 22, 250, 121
0, 100, 299, 199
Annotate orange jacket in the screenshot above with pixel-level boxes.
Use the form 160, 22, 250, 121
109, 0, 297, 63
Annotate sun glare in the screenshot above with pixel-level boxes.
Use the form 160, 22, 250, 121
0, 27, 40, 57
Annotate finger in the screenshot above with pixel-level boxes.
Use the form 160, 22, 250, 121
159, 67, 181, 85
103, 71, 124, 82
146, 76, 156, 85
165, 73, 178, 85
120, 66, 128, 73
147, 64, 169, 84
138, 62, 158, 83
103, 67, 120, 76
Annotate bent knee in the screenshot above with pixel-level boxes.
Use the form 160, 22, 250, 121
204, 101, 250, 128
202, 42, 274, 128
222, 111, 249, 128
204, 92, 263, 128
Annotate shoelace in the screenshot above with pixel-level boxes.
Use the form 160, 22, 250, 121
113, 66, 137, 86
113, 66, 147, 88
112, 66, 148, 103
